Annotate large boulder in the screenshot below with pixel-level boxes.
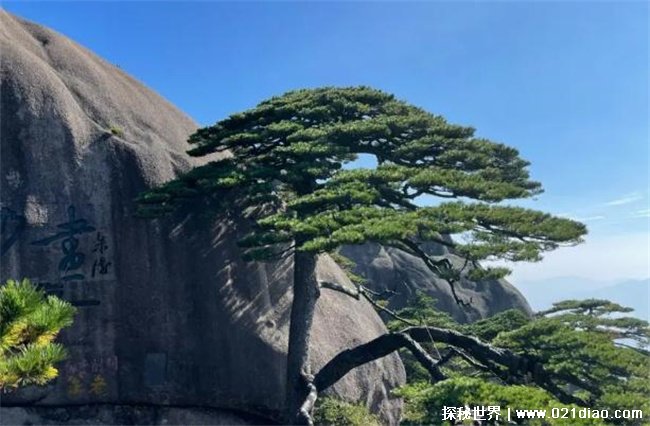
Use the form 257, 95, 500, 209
0, 11, 404, 424
341, 242, 532, 323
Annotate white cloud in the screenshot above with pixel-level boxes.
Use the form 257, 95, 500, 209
556, 213, 605, 222
631, 209, 650, 218
489, 231, 650, 282
574, 215, 605, 222
605, 192, 645, 206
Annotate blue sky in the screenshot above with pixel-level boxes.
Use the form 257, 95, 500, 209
4, 1, 649, 282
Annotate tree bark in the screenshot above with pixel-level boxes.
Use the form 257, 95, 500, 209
285, 250, 320, 424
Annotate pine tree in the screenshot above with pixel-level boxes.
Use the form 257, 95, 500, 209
394, 298, 650, 425
138, 86, 587, 423
0, 279, 75, 389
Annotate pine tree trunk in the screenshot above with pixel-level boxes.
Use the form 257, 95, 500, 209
285, 250, 320, 424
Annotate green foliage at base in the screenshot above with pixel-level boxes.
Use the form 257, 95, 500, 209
314, 397, 380, 426
395, 377, 603, 425
0, 279, 75, 389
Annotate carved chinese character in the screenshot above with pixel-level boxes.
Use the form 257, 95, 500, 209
32, 205, 95, 281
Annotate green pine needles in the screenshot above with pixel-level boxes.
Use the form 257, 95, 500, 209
0, 279, 75, 389
138, 86, 585, 286
313, 397, 380, 426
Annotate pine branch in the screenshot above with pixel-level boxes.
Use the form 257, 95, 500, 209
398, 239, 473, 307
319, 280, 414, 326
319, 281, 361, 299
312, 326, 589, 407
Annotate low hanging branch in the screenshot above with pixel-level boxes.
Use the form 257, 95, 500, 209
313, 326, 588, 407
299, 330, 590, 425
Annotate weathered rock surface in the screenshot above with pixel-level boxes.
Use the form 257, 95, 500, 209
0, 11, 404, 424
341, 243, 532, 323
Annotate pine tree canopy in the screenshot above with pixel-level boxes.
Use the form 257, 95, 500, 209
138, 86, 586, 281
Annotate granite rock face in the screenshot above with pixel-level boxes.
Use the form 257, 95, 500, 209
0, 11, 404, 424
341, 243, 532, 323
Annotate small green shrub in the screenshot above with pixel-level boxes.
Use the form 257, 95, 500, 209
314, 397, 380, 426
108, 125, 124, 137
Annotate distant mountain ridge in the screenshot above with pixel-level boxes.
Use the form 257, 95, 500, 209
515, 276, 649, 320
